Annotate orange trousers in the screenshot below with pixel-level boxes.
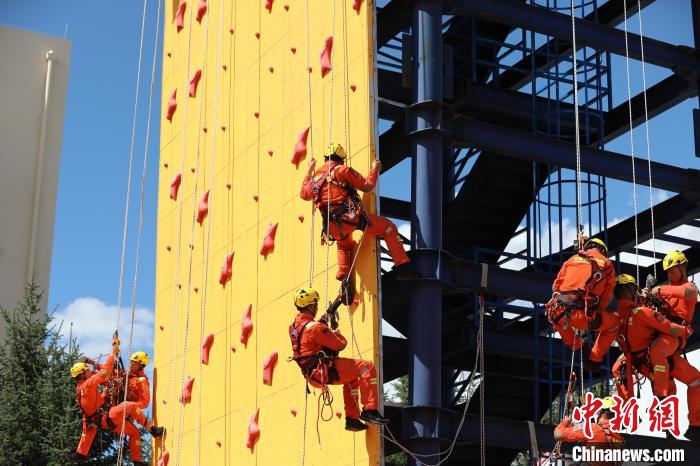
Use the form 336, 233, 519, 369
76, 402, 147, 460
548, 308, 589, 350
306, 357, 379, 419
330, 213, 408, 280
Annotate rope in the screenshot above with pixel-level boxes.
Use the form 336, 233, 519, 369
173, 0, 211, 461
115, 0, 160, 462
115, 0, 148, 332
622, 0, 641, 285
636, 0, 658, 278
569, 0, 584, 237
192, 0, 224, 463
316, 386, 335, 446
306, 0, 316, 288
301, 385, 309, 466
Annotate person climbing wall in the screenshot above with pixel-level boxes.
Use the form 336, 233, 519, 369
547, 238, 615, 351
299, 143, 414, 284
288, 287, 388, 431
127, 351, 151, 409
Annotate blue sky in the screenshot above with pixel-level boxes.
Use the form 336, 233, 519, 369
2, 1, 700, 428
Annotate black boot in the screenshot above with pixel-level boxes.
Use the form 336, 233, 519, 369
71, 453, 89, 464
345, 417, 367, 432
150, 425, 165, 437
360, 409, 389, 425
133, 462, 147, 466
685, 425, 700, 442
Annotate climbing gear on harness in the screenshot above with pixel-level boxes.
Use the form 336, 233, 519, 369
324, 142, 346, 160
71, 362, 90, 378
663, 250, 688, 270
295, 288, 320, 308
130, 351, 150, 366
288, 317, 339, 384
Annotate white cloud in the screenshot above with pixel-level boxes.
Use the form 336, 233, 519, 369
54, 297, 155, 364
500, 218, 579, 270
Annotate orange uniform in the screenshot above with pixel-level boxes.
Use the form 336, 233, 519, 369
127, 369, 151, 409
76, 353, 115, 457
554, 418, 623, 466
108, 401, 150, 462
300, 161, 409, 280
588, 308, 623, 363
658, 280, 698, 324
289, 312, 378, 419
549, 249, 615, 350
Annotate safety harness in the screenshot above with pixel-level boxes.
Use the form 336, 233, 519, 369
547, 249, 613, 329
310, 162, 369, 243
288, 316, 339, 385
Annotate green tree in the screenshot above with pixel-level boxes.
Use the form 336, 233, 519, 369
385, 376, 409, 466
0, 283, 147, 465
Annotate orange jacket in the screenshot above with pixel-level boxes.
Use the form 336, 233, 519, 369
552, 249, 615, 311
555, 418, 623, 444
616, 301, 687, 354
127, 369, 151, 410
300, 161, 378, 207
658, 280, 698, 324
291, 312, 347, 356
77, 353, 115, 416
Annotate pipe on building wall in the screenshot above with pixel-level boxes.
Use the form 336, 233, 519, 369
27, 50, 54, 283
408, 0, 444, 463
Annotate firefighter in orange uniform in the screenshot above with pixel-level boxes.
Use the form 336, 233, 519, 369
554, 397, 624, 466
548, 238, 616, 351
126, 351, 151, 409
289, 288, 388, 431
300, 143, 412, 282
71, 340, 163, 465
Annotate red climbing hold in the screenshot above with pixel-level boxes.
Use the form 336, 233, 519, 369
170, 173, 182, 201
226, 183, 232, 190
247, 409, 261, 451
221, 125, 227, 131
177, 283, 182, 289
320, 36, 333, 78
216, 440, 222, 447
158, 451, 170, 466
160, 325, 164, 331
290, 408, 297, 417
284, 4, 289, 11
290, 47, 297, 54
264, 0, 274, 13
163, 162, 169, 169
189, 69, 202, 97
229, 28, 234, 34
203, 127, 208, 133
196, 0, 207, 23
350, 84, 357, 92
255, 32, 260, 39
352, 0, 363, 13
191, 167, 196, 173
298, 215, 305, 223
253, 194, 259, 202
307, 66, 313, 73
166, 245, 172, 251
269, 66, 274, 74
262, 352, 278, 386
219, 252, 234, 286
254, 111, 260, 118
197, 190, 209, 224
231, 345, 237, 353
240, 304, 253, 346
291, 126, 310, 166
259, 223, 278, 258
166, 89, 177, 121
176, 1, 187, 32
166, 52, 172, 58
193, 286, 199, 293
336, 411, 342, 419
201, 333, 215, 365
267, 149, 273, 157
180, 376, 194, 404
222, 64, 227, 71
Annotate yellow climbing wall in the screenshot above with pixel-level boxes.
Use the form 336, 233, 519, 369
153, 0, 381, 465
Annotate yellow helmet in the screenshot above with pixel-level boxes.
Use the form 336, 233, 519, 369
324, 143, 346, 160
130, 351, 149, 366
71, 362, 90, 378
584, 238, 608, 254
601, 396, 616, 409
294, 288, 320, 308
615, 274, 637, 287
663, 250, 688, 271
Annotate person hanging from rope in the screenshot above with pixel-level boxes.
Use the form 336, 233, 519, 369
547, 238, 616, 352
300, 143, 415, 285
71, 338, 164, 464
126, 351, 151, 409
554, 396, 624, 466
644, 250, 698, 331
289, 287, 388, 432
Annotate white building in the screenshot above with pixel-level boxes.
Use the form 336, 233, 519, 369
0, 25, 70, 339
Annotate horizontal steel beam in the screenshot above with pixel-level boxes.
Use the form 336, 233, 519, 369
454, 118, 700, 193
451, 0, 700, 72
380, 196, 411, 221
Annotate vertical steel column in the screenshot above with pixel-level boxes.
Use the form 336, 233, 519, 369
408, 0, 443, 463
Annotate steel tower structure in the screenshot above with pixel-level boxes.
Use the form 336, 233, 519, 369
376, 0, 700, 463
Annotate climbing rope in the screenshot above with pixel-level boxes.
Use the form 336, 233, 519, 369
306, 0, 317, 289
173, 0, 211, 463
115, 0, 160, 463
622, 0, 641, 284
569, 0, 584, 239
636, 0, 658, 278
192, 0, 224, 463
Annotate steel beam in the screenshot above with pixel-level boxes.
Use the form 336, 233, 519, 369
377, 0, 414, 48
454, 118, 700, 193
451, 0, 700, 72
380, 196, 412, 221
